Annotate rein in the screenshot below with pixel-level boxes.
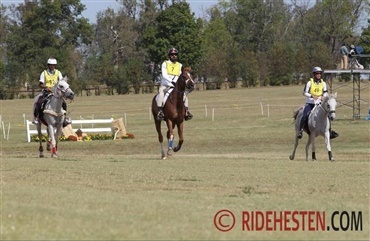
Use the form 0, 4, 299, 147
174, 75, 194, 95
55, 86, 71, 101
318, 99, 335, 115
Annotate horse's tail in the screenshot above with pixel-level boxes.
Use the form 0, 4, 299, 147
292, 106, 304, 121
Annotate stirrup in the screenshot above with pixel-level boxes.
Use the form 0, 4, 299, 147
32, 118, 39, 125
185, 112, 193, 121
157, 111, 164, 121
65, 117, 72, 124
297, 130, 303, 139
63, 118, 72, 127
330, 130, 339, 139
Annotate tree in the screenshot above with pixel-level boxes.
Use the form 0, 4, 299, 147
198, 8, 232, 88
4, 0, 93, 95
359, 18, 370, 67
142, 1, 202, 69
289, 0, 369, 70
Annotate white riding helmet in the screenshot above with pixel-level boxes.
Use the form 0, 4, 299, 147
47, 58, 57, 65
312, 66, 322, 73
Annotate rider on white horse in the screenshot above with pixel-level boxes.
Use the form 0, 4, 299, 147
32, 58, 72, 126
297, 66, 338, 139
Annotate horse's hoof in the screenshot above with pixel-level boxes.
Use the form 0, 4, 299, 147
330, 158, 335, 162
51, 154, 58, 158
39, 154, 44, 158
161, 156, 167, 160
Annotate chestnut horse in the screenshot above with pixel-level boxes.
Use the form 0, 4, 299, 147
151, 68, 195, 159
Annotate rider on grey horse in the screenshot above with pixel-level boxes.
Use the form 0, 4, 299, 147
297, 67, 338, 139
32, 58, 72, 127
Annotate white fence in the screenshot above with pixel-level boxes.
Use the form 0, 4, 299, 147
26, 118, 114, 143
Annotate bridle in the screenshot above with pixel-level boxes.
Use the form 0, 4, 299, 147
173, 72, 194, 95
183, 72, 195, 93
54, 82, 72, 101
184, 72, 195, 94
319, 97, 336, 115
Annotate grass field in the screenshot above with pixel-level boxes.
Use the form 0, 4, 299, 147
1, 82, 369, 240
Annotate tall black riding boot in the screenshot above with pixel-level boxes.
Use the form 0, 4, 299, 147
297, 119, 305, 139
157, 107, 164, 121
185, 107, 193, 121
63, 114, 72, 127
330, 129, 339, 139
32, 106, 39, 125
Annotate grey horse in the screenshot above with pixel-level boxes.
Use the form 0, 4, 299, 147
34, 77, 74, 158
290, 93, 337, 161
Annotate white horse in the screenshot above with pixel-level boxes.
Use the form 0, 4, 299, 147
290, 93, 337, 161
34, 77, 74, 158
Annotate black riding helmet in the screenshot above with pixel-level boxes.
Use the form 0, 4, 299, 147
168, 48, 179, 55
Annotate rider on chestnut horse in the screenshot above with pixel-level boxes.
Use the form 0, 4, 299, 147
156, 48, 193, 121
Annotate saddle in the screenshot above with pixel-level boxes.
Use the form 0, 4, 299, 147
302, 105, 318, 135
36, 94, 53, 122
41, 94, 53, 109
156, 87, 174, 107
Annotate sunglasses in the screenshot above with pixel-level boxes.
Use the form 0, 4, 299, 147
314, 72, 322, 75
170, 53, 178, 56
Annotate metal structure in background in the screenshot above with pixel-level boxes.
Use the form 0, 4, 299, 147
324, 55, 370, 120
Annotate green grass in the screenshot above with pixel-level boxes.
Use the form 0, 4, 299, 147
1, 83, 369, 240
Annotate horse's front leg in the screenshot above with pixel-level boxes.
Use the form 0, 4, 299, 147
173, 122, 184, 152
324, 130, 334, 161
37, 123, 44, 158
47, 125, 58, 158
55, 125, 64, 155
46, 129, 51, 151
310, 132, 317, 161
166, 120, 174, 157
154, 120, 166, 159
305, 134, 314, 161
46, 134, 51, 151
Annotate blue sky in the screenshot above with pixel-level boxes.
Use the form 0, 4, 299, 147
79, 0, 218, 22
2, 0, 219, 23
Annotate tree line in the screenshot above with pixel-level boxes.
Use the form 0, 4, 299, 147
0, 0, 369, 99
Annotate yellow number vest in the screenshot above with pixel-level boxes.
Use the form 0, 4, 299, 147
165, 61, 181, 76
44, 69, 60, 88
309, 78, 324, 96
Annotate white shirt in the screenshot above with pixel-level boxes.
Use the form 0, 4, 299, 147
161, 60, 182, 87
